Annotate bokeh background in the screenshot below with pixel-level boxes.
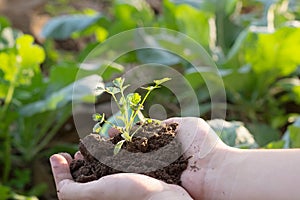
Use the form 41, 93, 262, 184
0, 0, 300, 199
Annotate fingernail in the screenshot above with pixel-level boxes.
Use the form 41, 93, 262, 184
50, 154, 59, 165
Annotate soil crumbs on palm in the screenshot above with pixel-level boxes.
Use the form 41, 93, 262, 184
70, 122, 188, 185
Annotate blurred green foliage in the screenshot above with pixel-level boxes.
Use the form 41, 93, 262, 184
42, 0, 300, 145
0, 16, 100, 199
1, 0, 300, 199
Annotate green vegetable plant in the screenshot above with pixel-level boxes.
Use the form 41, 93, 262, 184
0, 19, 107, 198
92, 77, 171, 154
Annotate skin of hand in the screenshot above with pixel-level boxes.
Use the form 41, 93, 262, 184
51, 116, 300, 200
50, 117, 223, 200
164, 117, 232, 200
167, 117, 300, 200
50, 152, 193, 200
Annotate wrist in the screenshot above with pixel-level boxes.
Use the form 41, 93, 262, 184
206, 147, 244, 200
181, 145, 240, 200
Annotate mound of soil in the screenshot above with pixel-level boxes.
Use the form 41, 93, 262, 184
70, 121, 188, 185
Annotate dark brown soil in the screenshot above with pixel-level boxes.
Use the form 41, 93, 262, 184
70, 121, 188, 185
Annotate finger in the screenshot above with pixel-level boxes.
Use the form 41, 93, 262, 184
92, 173, 166, 199
164, 117, 221, 158
74, 151, 84, 160
50, 154, 73, 187
163, 117, 182, 125
59, 152, 73, 165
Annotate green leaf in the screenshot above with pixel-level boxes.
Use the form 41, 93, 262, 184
289, 125, 300, 148
41, 14, 105, 39
16, 34, 45, 68
141, 86, 160, 91
121, 132, 131, 141
119, 96, 126, 106
136, 49, 182, 65
114, 140, 125, 155
264, 140, 285, 149
92, 113, 105, 123
173, 3, 211, 48
0, 16, 11, 31
0, 27, 22, 50
127, 93, 141, 107
112, 77, 125, 88
245, 27, 300, 80
0, 52, 17, 82
47, 62, 79, 93
101, 63, 124, 81
93, 122, 102, 133
0, 184, 10, 200
105, 86, 120, 95
19, 75, 101, 116
246, 123, 280, 147
208, 119, 257, 148
153, 77, 171, 85
0, 34, 44, 87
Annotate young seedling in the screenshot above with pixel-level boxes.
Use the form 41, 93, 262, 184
92, 77, 171, 154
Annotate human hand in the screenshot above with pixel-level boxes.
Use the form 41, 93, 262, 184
50, 152, 193, 200
164, 117, 234, 200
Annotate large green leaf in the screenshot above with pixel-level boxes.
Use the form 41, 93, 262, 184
108, 1, 154, 35
208, 119, 257, 148
289, 125, 300, 148
0, 16, 10, 31
19, 75, 102, 116
0, 34, 44, 87
0, 184, 10, 200
16, 35, 45, 69
175, 4, 211, 48
136, 48, 181, 65
41, 14, 105, 39
47, 62, 79, 93
282, 117, 300, 148
246, 27, 300, 78
246, 123, 280, 147
171, 0, 238, 14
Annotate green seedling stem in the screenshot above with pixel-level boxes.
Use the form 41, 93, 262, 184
93, 77, 171, 154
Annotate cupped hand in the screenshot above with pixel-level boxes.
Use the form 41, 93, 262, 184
50, 153, 192, 200
164, 117, 232, 200
50, 117, 231, 200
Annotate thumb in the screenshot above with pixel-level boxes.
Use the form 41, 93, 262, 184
164, 117, 222, 158
50, 154, 91, 200
50, 154, 73, 189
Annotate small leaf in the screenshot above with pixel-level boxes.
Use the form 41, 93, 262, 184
112, 77, 125, 88
121, 132, 131, 141
146, 118, 153, 123
141, 86, 159, 91
123, 84, 130, 91
127, 93, 141, 107
105, 86, 120, 94
119, 96, 126, 106
153, 77, 171, 85
92, 113, 105, 123
93, 122, 102, 133
137, 110, 146, 122
95, 86, 105, 94
114, 140, 125, 155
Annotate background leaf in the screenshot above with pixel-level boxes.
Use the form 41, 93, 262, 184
41, 14, 105, 39
19, 75, 102, 116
